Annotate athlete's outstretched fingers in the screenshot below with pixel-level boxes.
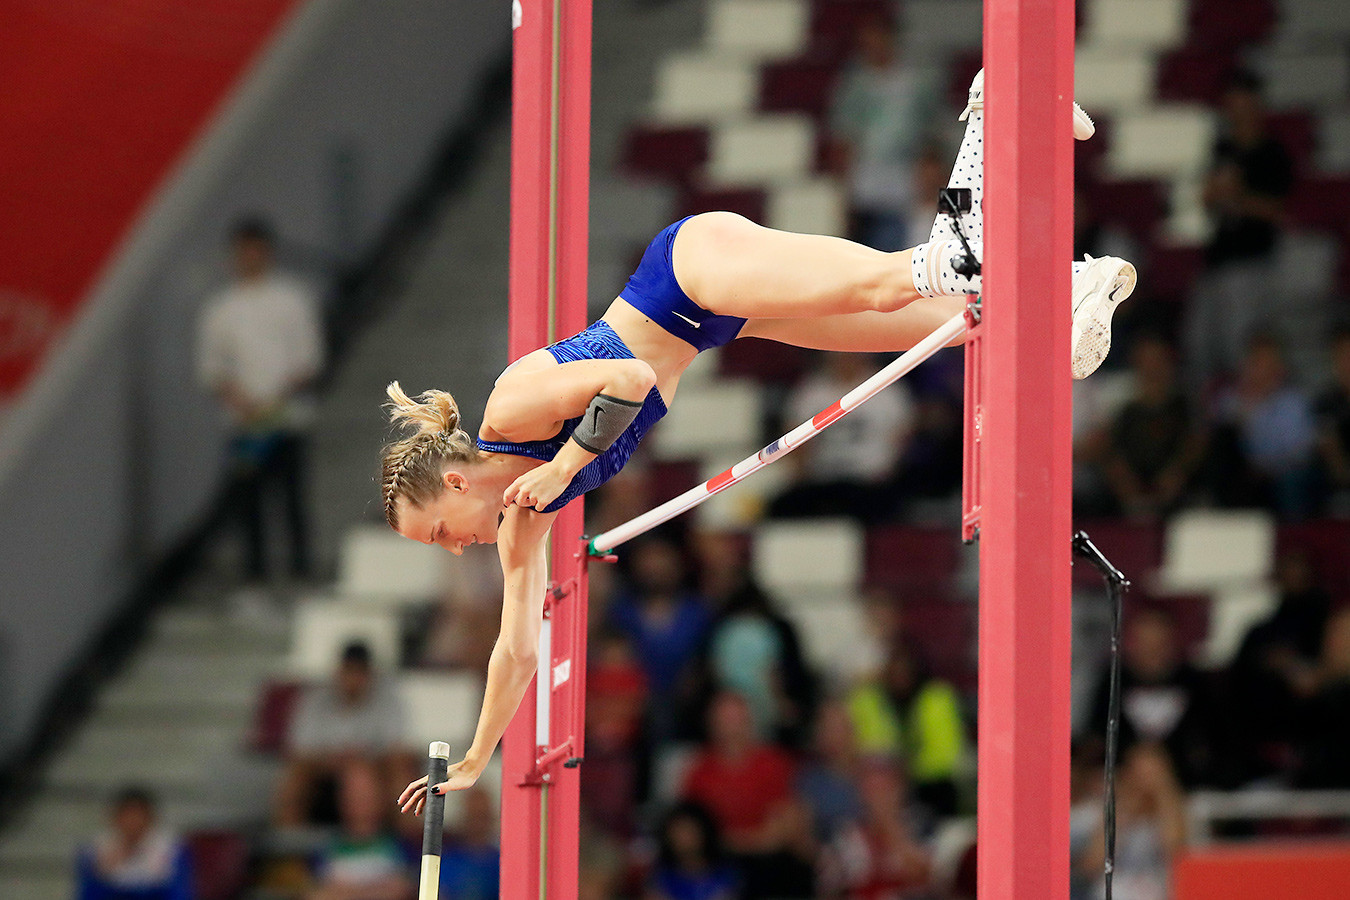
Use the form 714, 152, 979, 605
399, 775, 429, 816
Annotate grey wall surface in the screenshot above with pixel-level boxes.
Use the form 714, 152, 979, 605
0, 0, 510, 761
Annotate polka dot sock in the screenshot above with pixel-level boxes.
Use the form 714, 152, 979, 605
930, 109, 985, 244
911, 238, 983, 297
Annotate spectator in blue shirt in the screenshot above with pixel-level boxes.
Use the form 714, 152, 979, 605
76, 787, 192, 900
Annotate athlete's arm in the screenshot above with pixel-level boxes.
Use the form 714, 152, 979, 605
398, 506, 557, 812
488, 355, 656, 509
485, 356, 656, 441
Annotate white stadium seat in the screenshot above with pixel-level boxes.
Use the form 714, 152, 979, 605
705, 114, 817, 186
1081, 0, 1187, 51
287, 597, 401, 678
708, 0, 810, 61
1108, 107, 1216, 179
1317, 110, 1350, 172
652, 53, 758, 124
902, 1, 983, 61
783, 596, 872, 678
767, 179, 847, 237
398, 670, 484, 753
1203, 583, 1279, 668
752, 518, 863, 598
337, 525, 451, 604
650, 380, 762, 459
1156, 509, 1275, 594
1074, 49, 1156, 114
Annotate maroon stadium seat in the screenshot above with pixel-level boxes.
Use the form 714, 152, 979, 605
622, 126, 710, 183
865, 525, 962, 593
188, 830, 250, 900
250, 680, 302, 755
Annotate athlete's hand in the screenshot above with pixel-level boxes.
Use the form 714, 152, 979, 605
397, 758, 484, 816
503, 461, 571, 511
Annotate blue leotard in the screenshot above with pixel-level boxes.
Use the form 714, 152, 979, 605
619, 216, 746, 351
477, 320, 668, 513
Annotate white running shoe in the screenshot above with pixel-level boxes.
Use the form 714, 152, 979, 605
959, 68, 1096, 140
1071, 255, 1136, 379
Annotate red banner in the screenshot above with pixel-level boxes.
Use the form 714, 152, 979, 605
0, 0, 298, 394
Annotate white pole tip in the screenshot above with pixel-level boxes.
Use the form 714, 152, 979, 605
428, 741, 451, 759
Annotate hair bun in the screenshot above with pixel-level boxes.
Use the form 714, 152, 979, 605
385, 382, 462, 437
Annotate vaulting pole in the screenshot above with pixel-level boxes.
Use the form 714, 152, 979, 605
977, 3, 1075, 900
503, 0, 591, 897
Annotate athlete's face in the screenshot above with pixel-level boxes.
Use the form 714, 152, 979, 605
395, 470, 501, 555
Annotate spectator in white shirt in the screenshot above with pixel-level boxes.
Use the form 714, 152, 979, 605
769, 351, 914, 523
198, 217, 323, 580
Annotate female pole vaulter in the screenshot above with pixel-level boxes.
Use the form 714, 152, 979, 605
396, 71, 1134, 813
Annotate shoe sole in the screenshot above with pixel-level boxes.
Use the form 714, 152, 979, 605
1071, 259, 1136, 379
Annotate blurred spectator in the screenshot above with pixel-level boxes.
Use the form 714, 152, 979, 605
681, 691, 814, 898
816, 759, 933, 900
646, 803, 742, 900
901, 144, 950, 247
1086, 608, 1217, 788
1184, 71, 1293, 387
1210, 333, 1316, 517
797, 701, 865, 843
275, 643, 412, 827
608, 535, 712, 741
437, 788, 500, 900
1229, 550, 1331, 779
770, 352, 914, 523
582, 629, 648, 837
1313, 325, 1350, 515
308, 762, 414, 900
702, 576, 817, 746
1069, 740, 1107, 900
1097, 335, 1207, 519
1072, 744, 1188, 900
826, 12, 939, 251
76, 787, 191, 900
197, 216, 323, 582
1074, 189, 1140, 269
1296, 607, 1350, 788
845, 644, 968, 815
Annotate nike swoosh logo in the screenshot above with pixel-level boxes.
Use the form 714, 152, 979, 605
592, 406, 603, 430
671, 311, 702, 328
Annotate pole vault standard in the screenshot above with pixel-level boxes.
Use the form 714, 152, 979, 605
973, 3, 1075, 899
502, 0, 591, 897
588, 310, 968, 555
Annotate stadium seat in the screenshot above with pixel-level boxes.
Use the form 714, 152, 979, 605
1258, 51, 1350, 110
286, 598, 401, 679
864, 525, 960, 593
622, 125, 710, 182
336, 526, 450, 604
1272, 0, 1350, 46
188, 830, 249, 900
398, 670, 484, 753
650, 379, 762, 459
705, 114, 817, 186
1071, 520, 1166, 588
250, 680, 303, 754
783, 595, 872, 675
678, 187, 767, 222
1156, 509, 1276, 594
1089, 178, 1168, 242
760, 57, 840, 118
717, 336, 812, 385
1081, 0, 1188, 51
692, 452, 792, 528
901, 0, 983, 62
809, 0, 892, 65
1317, 110, 1350, 173
766, 178, 847, 235
708, 0, 810, 61
652, 53, 759, 123
1203, 583, 1279, 667
753, 518, 863, 597
1074, 49, 1156, 115
1109, 108, 1217, 179
1156, 47, 1238, 105
1276, 520, 1350, 597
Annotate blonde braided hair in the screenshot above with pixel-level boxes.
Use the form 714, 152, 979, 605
381, 382, 481, 529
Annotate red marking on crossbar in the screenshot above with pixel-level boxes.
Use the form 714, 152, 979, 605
707, 469, 736, 493
812, 401, 844, 429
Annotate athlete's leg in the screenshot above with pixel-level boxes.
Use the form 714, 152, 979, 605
671, 212, 976, 320
740, 296, 969, 352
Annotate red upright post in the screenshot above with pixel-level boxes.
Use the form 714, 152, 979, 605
978, 3, 1075, 900
503, 0, 591, 897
